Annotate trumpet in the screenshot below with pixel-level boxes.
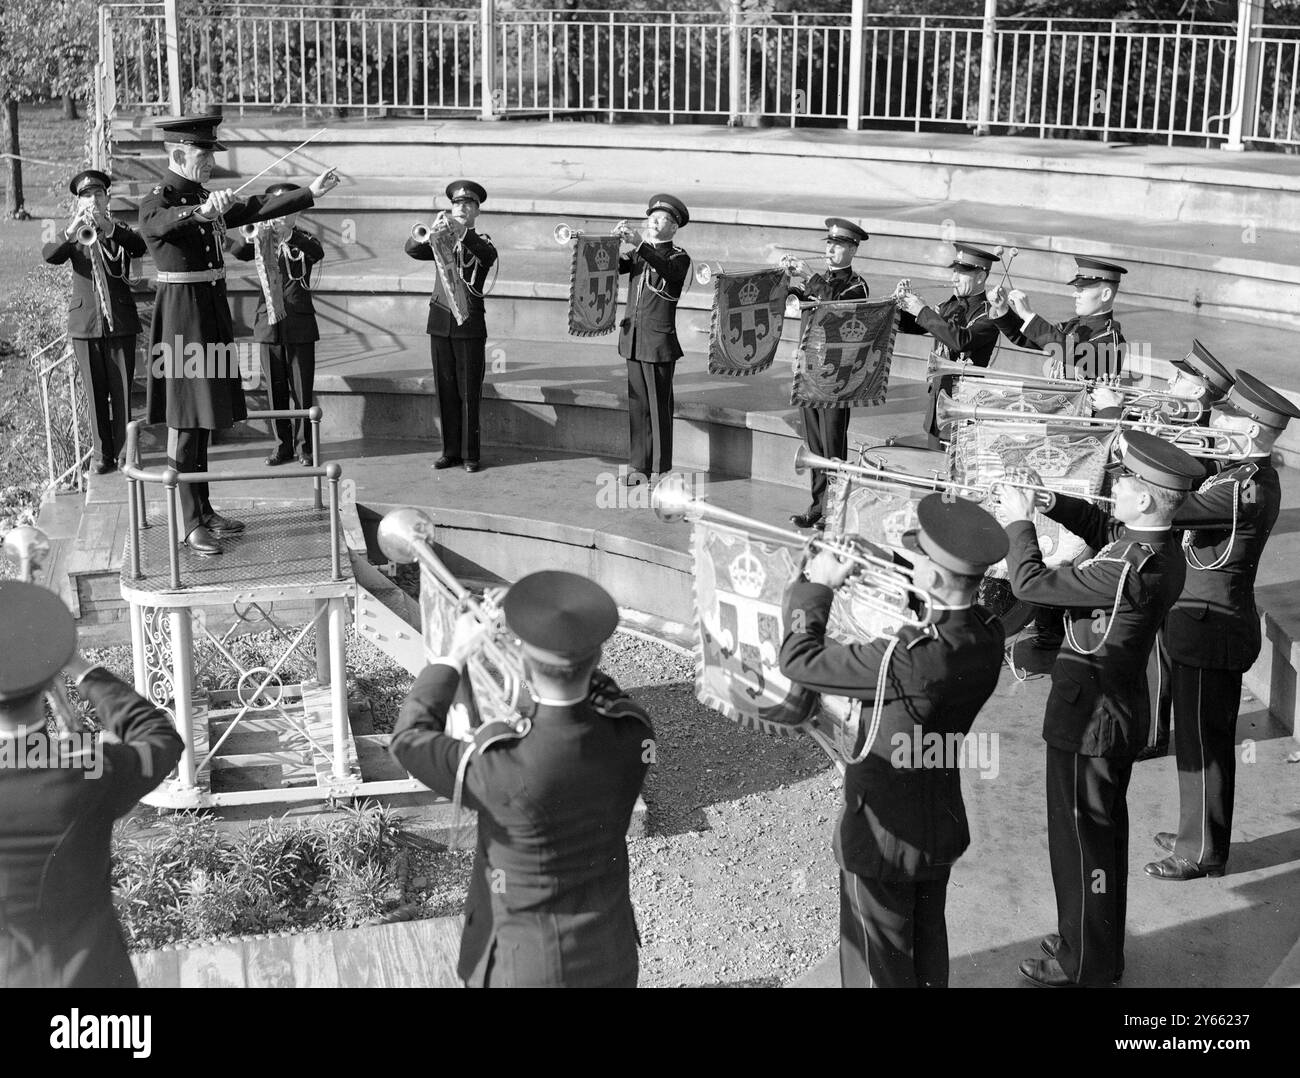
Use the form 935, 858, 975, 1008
1, 525, 80, 735
377, 508, 530, 732
777, 253, 812, 277
69, 210, 98, 246
927, 361, 1205, 422
934, 393, 1250, 461
552, 222, 584, 244
411, 220, 434, 244
793, 444, 1115, 508
239, 222, 260, 240
651, 473, 936, 628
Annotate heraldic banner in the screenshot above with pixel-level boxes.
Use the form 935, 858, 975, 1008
950, 373, 1090, 417
692, 520, 819, 735
707, 267, 788, 376
567, 235, 621, 337
791, 297, 899, 408
950, 420, 1110, 576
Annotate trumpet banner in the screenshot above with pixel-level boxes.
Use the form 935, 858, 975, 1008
428, 223, 470, 328
792, 297, 898, 408
950, 421, 1111, 575
692, 521, 819, 735
707, 268, 789, 376
419, 571, 479, 740
567, 235, 621, 337
950, 373, 1091, 417
822, 473, 923, 643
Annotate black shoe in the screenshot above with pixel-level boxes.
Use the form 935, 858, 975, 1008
1153, 831, 1176, 853
1018, 956, 1078, 988
203, 512, 245, 535
297, 453, 313, 467
433, 456, 463, 470
1135, 740, 1169, 762
93, 460, 117, 475
464, 460, 481, 473
183, 525, 222, 557
790, 510, 822, 529
1040, 934, 1122, 982
1143, 855, 1224, 881
265, 448, 294, 466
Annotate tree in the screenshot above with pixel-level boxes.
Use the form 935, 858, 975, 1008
0, 0, 96, 219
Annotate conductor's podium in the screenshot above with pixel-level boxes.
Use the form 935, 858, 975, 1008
119, 414, 427, 809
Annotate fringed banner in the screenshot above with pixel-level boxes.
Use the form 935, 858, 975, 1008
950, 420, 1111, 576
567, 235, 621, 337
791, 297, 899, 408
420, 563, 480, 740
428, 221, 470, 327
692, 520, 819, 736
951, 376, 1091, 417
707, 267, 788, 376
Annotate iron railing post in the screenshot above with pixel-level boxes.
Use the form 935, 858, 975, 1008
480, 0, 497, 119
728, 0, 741, 125
1225, 0, 1265, 150
847, 0, 866, 131
163, 0, 183, 114
975, 0, 998, 134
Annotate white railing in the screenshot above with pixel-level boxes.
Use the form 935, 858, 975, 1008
32, 337, 91, 496
98, 4, 1300, 149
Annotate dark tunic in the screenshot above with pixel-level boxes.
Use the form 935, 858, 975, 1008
618, 240, 691, 364
0, 669, 183, 988
229, 226, 324, 344
42, 223, 147, 340
390, 664, 652, 987
139, 170, 314, 429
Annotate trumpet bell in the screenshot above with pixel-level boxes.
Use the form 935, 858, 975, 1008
553, 223, 583, 244
650, 473, 693, 523
695, 263, 714, 286
75, 223, 97, 246
2, 525, 51, 578
411, 222, 432, 244
377, 507, 437, 565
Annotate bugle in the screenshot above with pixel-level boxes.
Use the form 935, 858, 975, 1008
651, 473, 935, 629
793, 444, 1115, 507
927, 361, 1204, 422
239, 222, 259, 240
934, 393, 1248, 461
411, 220, 433, 244
377, 508, 530, 731
75, 219, 98, 246
1, 525, 80, 736
552, 222, 584, 244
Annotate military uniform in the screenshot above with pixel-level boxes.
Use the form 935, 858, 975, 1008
230, 184, 324, 464
1006, 432, 1201, 987
404, 180, 498, 469
139, 116, 316, 542
42, 170, 147, 471
389, 571, 652, 987
780, 496, 1008, 987
1146, 371, 1300, 880
0, 582, 183, 988
788, 219, 871, 527
994, 255, 1127, 381
618, 194, 691, 478
897, 241, 1002, 440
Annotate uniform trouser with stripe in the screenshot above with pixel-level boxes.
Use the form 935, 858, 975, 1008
626, 359, 676, 475
1145, 630, 1173, 751
800, 405, 850, 517
166, 427, 214, 539
838, 869, 952, 988
262, 340, 316, 457
1171, 663, 1242, 869
73, 336, 133, 466
1045, 746, 1131, 986
431, 335, 486, 462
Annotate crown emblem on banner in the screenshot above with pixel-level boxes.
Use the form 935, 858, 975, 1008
729, 546, 767, 599
840, 317, 868, 343
1026, 443, 1070, 476
594, 247, 611, 271
738, 279, 760, 305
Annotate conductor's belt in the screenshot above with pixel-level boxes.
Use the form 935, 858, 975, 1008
155, 268, 226, 284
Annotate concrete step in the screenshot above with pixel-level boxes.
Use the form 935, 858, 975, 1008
110, 178, 1300, 330
109, 118, 1300, 233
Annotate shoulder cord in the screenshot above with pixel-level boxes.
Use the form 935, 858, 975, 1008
98, 229, 129, 280
836, 634, 902, 766
640, 248, 683, 302
281, 241, 310, 284
1183, 488, 1238, 570
457, 239, 499, 298
1063, 560, 1132, 655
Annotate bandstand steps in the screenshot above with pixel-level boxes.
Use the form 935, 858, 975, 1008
109, 118, 1300, 234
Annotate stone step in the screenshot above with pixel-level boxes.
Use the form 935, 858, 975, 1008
109, 180, 1300, 330
109, 118, 1300, 232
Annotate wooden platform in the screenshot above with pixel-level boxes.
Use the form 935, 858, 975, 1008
132, 916, 464, 988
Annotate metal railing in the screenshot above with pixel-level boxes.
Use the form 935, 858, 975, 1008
32, 337, 92, 496
99, 3, 1300, 149
121, 409, 340, 591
